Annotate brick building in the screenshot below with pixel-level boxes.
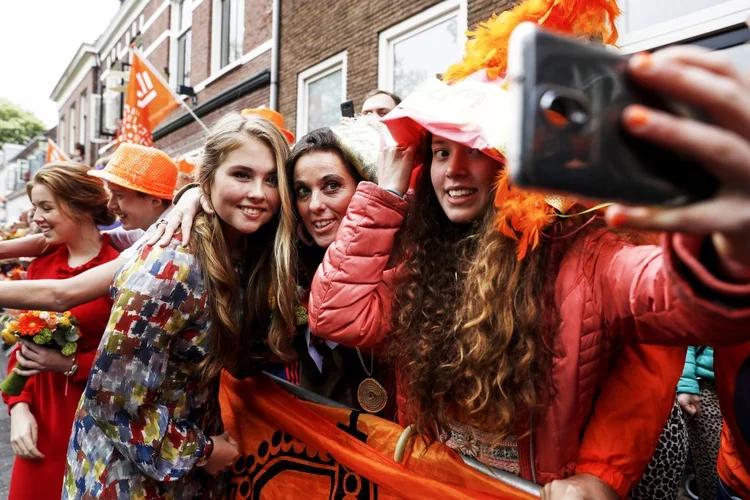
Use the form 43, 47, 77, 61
50, 0, 750, 166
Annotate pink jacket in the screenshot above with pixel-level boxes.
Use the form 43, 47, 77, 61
309, 182, 750, 496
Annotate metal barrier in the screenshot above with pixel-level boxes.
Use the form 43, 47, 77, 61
266, 372, 542, 498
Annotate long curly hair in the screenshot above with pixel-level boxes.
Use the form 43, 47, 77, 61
389, 138, 598, 443
192, 113, 297, 380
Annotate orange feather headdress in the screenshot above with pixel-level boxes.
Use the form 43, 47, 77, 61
444, 0, 620, 259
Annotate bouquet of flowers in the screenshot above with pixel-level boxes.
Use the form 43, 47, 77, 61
0, 310, 80, 395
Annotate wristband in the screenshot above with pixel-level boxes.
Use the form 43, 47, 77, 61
63, 355, 78, 377
385, 188, 403, 199
197, 436, 214, 467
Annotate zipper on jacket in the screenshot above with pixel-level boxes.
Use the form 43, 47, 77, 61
529, 414, 537, 484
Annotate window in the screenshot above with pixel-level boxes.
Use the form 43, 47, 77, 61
296, 51, 347, 138
58, 117, 66, 153
616, 0, 750, 52
79, 92, 87, 145
69, 105, 77, 153
378, 0, 467, 98
211, 0, 243, 73
176, 0, 192, 87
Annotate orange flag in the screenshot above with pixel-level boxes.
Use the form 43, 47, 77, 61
220, 373, 536, 500
46, 138, 69, 163
118, 50, 180, 146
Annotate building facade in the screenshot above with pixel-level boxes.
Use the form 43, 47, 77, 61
49, 0, 750, 166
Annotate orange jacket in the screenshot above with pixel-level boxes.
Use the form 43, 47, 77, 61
715, 343, 750, 497
309, 183, 750, 497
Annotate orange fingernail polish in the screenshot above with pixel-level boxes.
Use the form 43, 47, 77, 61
632, 52, 653, 70
626, 106, 649, 127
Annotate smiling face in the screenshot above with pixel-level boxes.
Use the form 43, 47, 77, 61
429, 136, 501, 224
30, 184, 81, 246
293, 151, 358, 248
209, 137, 281, 247
106, 184, 165, 231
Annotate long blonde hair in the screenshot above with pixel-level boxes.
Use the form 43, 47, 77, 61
193, 113, 297, 379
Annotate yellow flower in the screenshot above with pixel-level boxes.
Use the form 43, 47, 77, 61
63, 311, 72, 319
7, 320, 19, 332
1, 330, 17, 345
58, 317, 71, 328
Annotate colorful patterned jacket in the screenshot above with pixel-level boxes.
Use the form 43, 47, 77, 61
64, 238, 222, 499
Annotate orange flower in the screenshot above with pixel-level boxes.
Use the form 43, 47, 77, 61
16, 313, 47, 337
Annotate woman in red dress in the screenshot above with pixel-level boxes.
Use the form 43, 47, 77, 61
2, 162, 120, 500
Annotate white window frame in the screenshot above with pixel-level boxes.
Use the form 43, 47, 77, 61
210, 0, 244, 75
69, 105, 77, 153
617, 0, 750, 53
170, 0, 193, 87
378, 0, 467, 93
79, 91, 87, 145
296, 51, 347, 138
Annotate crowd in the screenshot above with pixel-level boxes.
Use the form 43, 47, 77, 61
0, 1, 749, 499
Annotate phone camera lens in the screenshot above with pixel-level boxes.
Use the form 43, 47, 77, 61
540, 90, 589, 131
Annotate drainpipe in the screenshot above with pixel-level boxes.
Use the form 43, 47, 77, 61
270, 0, 280, 110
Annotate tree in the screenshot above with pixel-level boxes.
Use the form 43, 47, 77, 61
0, 98, 46, 147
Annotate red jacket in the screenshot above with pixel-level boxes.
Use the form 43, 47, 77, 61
309, 182, 750, 497
715, 343, 750, 497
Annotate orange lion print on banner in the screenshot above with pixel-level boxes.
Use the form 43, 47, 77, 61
220, 373, 535, 500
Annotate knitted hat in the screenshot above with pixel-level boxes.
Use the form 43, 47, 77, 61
382, 0, 620, 259
241, 108, 295, 144
88, 143, 178, 200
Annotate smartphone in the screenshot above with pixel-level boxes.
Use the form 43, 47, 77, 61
341, 100, 355, 118
506, 23, 718, 206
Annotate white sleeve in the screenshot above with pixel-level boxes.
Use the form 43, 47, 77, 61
106, 226, 146, 253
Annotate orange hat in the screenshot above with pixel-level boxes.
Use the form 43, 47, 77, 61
88, 143, 178, 200
177, 157, 197, 175
241, 107, 295, 144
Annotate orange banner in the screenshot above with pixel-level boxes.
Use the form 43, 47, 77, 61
118, 50, 180, 147
220, 373, 535, 500
46, 138, 69, 163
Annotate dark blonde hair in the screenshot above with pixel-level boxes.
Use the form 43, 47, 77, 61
27, 162, 115, 226
192, 113, 297, 380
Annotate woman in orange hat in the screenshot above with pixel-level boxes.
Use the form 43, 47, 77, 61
63, 113, 298, 499
3, 162, 120, 500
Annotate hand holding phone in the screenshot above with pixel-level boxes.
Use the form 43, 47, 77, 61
506, 23, 718, 207
341, 100, 355, 118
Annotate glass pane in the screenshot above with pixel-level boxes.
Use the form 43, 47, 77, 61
392, 16, 458, 97
178, 31, 191, 86
229, 0, 243, 63
621, 0, 731, 34
307, 69, 342, 131
220, 0, 230, 66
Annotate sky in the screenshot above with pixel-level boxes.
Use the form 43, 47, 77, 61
0, 1, 121, 128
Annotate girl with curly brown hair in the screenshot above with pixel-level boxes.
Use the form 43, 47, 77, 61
308, 46, 750, 500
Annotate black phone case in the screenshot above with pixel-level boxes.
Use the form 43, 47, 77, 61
341, 100, 355, 118
507, 24, 718, 206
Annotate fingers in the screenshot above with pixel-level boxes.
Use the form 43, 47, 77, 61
621, 105, 750, 189
646, 45, 741, 80
14, 367, 41, 377
158, 212, 182, 248
199, 194, 214, 214
15, 350, 42, 372
606, 190, 750, 236
180, 211, 193, 247
145, 223, 167, 246
628, 51, 750, 141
